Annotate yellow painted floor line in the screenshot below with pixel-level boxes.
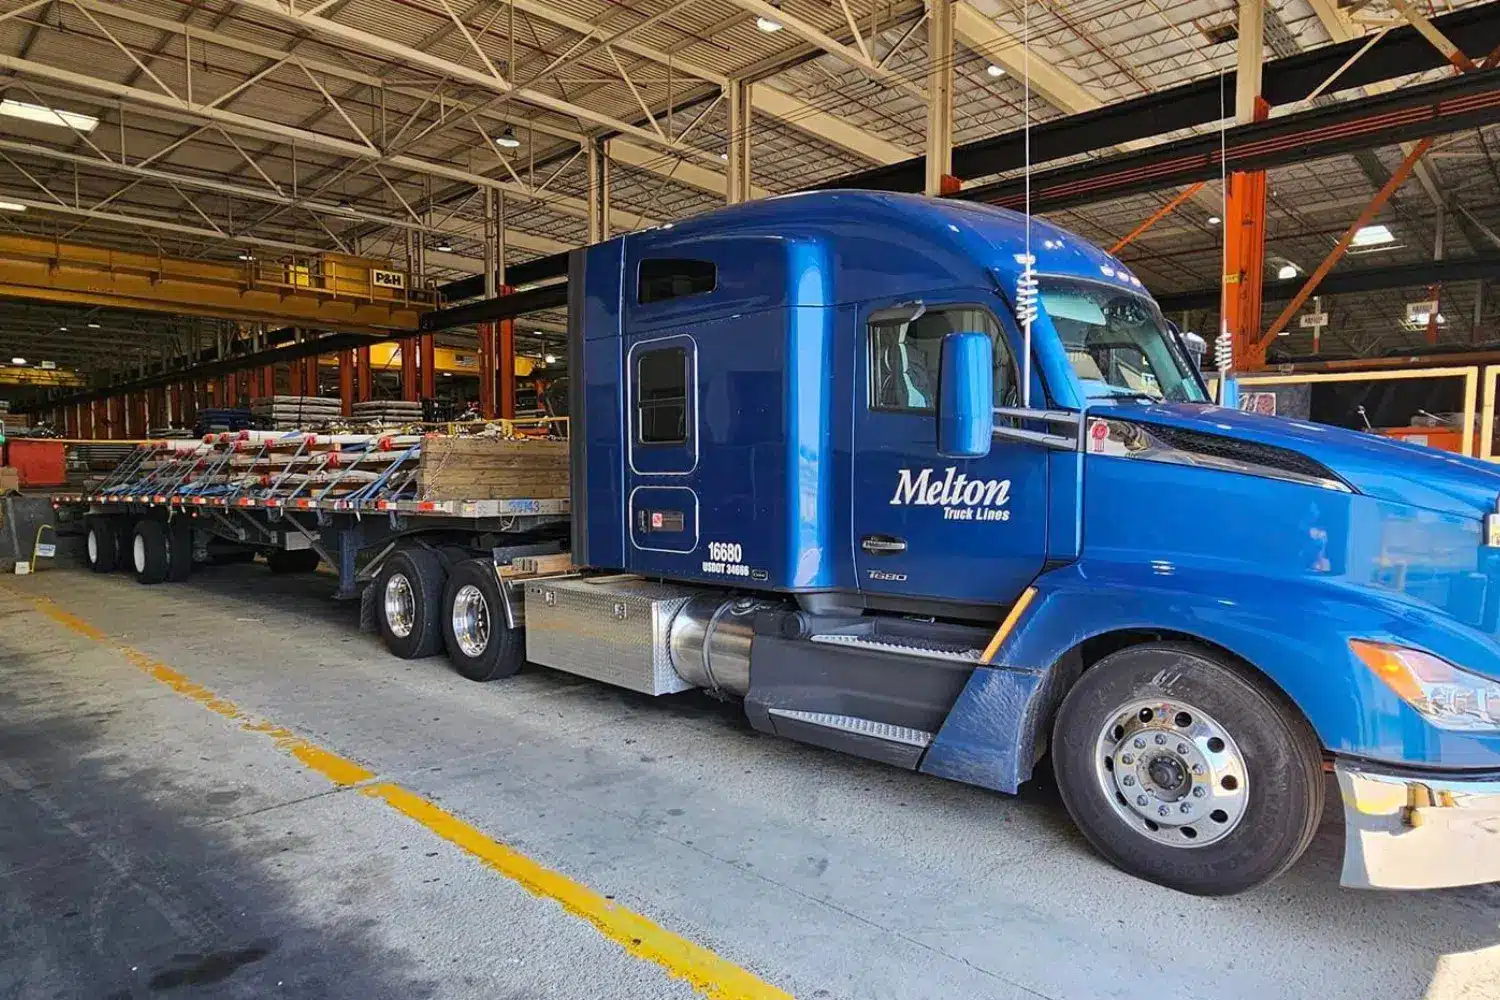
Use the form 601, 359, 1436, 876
24, 593, 794, 1000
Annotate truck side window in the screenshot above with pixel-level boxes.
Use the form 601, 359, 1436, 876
869, 307, 1013, 412
636, 347, 689, 444
638, 259, 716, 304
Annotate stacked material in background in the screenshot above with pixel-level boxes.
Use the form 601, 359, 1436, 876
195, 407, 254, 435
250, 395, 342, 430
417, 436, 569, 500
350, 400, 425, 426
66, 443, 137, 487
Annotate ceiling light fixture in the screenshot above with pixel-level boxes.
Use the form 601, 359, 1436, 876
545, 353, 557, 364
10, 357, 25, 365
0, 200, 25, 212
494, 127, 521, 149
756, 3, 783, 32
1352, 224, 1395, 247
238, 252, 255, 261
87, 321, 101, 329
1207, 215, 1221, 225
434, 242, 454, 252
986, 64, 1006, 78
1277, 263, 1298, 280
57, 326, 67, 332
0, 98, 98, 132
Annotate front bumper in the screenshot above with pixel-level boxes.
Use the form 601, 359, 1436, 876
1337, 761, 1500, 890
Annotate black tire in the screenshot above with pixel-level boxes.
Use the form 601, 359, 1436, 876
84, 518, 118, 573
375, 548, 445, 659
114, 519, 137, 573
166, 518, 194, 582
1051, 642, 1324, 896
266, 548, 320, 574
441, 558, 525, 682
131, 520, 170, 585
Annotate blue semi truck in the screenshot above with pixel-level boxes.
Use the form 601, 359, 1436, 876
77, 189, 1499, 895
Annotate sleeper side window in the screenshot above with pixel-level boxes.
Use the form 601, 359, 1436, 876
638, 258, 716, 304
868, 306, 1014, 413
636, 347, 689, 444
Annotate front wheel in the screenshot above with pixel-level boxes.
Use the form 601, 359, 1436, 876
1051, 642, 1324, 896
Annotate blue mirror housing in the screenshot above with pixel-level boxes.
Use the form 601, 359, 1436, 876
938, 331, 993, 458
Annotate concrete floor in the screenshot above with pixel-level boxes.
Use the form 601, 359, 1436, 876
1, 565, 1497, 1000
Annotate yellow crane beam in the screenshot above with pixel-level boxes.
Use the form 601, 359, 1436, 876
0, 235, 432, 333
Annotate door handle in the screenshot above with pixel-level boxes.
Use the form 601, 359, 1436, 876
861, 534, 907, 555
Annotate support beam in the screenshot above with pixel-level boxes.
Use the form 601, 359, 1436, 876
751, 87, 911, 165
498, 286, 516, 422
726, 79, 753, 205
420, 335, 437, 399
951, 3, 1101, 117
401, 340, 418, 403
1108, 182, 1206, 254
1227, 0, 1269, 370
925, 0, 955, 197
356, 347, 372, 403
338, 350, 354, 417
587, 141, 606, 244
608, 139, 768, 200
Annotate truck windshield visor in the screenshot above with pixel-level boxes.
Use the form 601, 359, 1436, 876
1039, 277, 1207, 403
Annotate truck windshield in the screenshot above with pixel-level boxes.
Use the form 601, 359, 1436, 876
1039, 277, 1207, 403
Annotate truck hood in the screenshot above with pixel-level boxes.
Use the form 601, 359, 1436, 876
1096, 400, 1500, 520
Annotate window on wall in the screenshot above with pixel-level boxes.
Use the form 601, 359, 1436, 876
636, 347, 689, 444
638, 258, 716, 304
868, 306, 1013, 413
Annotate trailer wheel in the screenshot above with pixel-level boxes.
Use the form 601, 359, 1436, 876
85, 518, 119, 573
131, 520, 171, 585
1051, 641, 1323, 896
376, 548, 444, 659
115, 520, 138, 573
267, 548, 320, 574
441, 558, 524, 682
166, 518, 194, 582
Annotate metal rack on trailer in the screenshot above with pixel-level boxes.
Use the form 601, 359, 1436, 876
52, 425, 575, 676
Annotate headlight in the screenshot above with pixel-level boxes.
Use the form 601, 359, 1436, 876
1351, 640, 1500, 732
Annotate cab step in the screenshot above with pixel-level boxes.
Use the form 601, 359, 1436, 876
807, 633, 985, 664
765, 707, 936, 768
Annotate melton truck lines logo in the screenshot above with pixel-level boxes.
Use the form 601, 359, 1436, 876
890, 467, 1012, 521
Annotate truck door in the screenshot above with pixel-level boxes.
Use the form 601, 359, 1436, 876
852, 299, 1049, 607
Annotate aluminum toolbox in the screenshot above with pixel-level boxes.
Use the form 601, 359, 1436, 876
522, 576, 699, 695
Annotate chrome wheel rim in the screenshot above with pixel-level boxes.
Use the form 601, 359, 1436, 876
1094, 697, 1248, 848
384, 573, 416, 638
133, 534, 146, 573
451, 584, 490, 658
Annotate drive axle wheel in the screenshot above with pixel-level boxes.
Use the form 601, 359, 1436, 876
1051, 642, 1323, 896
441, 558, 524, 682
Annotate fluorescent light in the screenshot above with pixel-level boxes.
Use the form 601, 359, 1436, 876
545, 353, 557, 364
238, 252, 255, 261
1277, 263, 1298, 280
720, 152, 728, 160
10, 357, 25, 365
1207, 215, 1221, 225
986, 64, 1006, 78
0, 99, 98, 132
434, 242, 454, 252
494, 128, 521, 149
1352, 224, 1395, 246
57, 326, 67, 332
87, 322, 101, 329
756, 15, 783, 31
0, 200, 25, 212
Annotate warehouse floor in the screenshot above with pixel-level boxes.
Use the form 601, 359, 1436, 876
2, 566, 1498, 1000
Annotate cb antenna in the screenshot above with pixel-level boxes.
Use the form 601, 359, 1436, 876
1016, 0, 1038, 408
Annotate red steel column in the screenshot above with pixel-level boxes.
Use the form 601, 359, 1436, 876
498, 285, 515, 420
303, 355, 320, 396
400, 339, 418, 402
356, 346, 372, 402
107, 396, 125, 439
338, 350, 354, 416
477, 322, 496, 418
419, 334, 436, 399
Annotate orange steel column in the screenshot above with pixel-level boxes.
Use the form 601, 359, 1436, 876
1224, 99, 1269, 371
498, 285, 515, 420
302, 355, 319, 396
64, 405, 78, 438
338, 350, 354, 416
107, 396, 125, 439
356, 346, 372, 402
419, 334, 436, 399
401, 339, 418, 402
477, 322, 496, 418
81, 400, 95, 439
289, 358, 305, 396
260, 365, 274, 399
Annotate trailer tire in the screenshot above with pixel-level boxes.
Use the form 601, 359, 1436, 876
85, 518, 119, 573
131, 520, 171, 585
376, 548, 444, 659
166, 518, 194, 582
1051, 641, 1323, 896
267, 548, 320, 574
441, 558, 524, 682
115, 519, 138, 573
